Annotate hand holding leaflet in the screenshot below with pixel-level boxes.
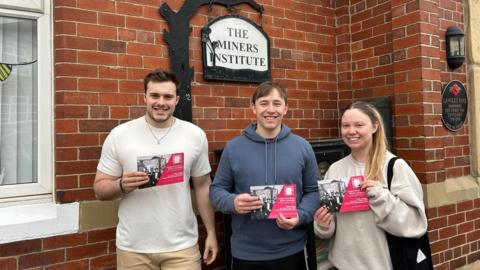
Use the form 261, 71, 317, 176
250, 184, 297, 219
318, 175, 369, 213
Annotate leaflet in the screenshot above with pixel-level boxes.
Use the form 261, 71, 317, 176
317, 175, 369, 213
250, 184, 297, 219
137, 152, 184, 188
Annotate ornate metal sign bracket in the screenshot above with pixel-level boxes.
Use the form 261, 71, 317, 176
159, 0, 264, 122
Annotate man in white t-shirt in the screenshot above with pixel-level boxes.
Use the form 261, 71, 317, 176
93, 69, 218, 270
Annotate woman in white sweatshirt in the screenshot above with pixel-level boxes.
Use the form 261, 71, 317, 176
314, 101, 428, 270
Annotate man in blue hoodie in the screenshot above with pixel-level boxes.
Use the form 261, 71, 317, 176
210, 81, 319, 270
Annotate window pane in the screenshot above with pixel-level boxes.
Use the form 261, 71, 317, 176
0, 16, 38, 186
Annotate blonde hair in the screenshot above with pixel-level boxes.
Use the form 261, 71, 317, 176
343, 101, 388, 181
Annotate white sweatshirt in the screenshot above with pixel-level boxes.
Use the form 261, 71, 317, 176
314, 152, 428, 270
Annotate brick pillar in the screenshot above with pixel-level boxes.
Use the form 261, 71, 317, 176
335, 0, 352, 110
391, 0, 443, 184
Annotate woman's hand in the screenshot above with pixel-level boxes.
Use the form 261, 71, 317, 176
361, 179, 380, 191
314, 206, 333, 228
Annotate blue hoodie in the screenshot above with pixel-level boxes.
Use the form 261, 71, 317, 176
210, 123, 319, 261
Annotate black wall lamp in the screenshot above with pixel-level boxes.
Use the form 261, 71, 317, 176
445, 26, 465, 69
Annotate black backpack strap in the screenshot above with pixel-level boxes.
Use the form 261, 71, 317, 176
387, 157, 400, 190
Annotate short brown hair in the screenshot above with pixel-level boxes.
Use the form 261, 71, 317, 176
251, 81, 288, 104
143, 69, 179, 94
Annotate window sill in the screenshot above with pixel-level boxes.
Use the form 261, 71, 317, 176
0, 202, 79, 244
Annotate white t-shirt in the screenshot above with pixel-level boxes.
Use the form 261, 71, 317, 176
97, 116, 211, 253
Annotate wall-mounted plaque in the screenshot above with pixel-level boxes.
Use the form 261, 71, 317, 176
441, 80, 468, 131
201, 14, 271, 83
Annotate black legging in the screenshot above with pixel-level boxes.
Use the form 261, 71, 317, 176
232, 250, 307, 270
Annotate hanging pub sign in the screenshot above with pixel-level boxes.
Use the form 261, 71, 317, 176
441, 80, 468, 131
201, 14, 271, 83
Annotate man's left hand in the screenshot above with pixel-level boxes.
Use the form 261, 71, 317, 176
276, 212, 299, 230
203, 233, 218, 265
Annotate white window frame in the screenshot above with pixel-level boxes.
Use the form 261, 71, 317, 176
0, 1, 78, 245
0, 0, 53, 203
0, 0, 43, 13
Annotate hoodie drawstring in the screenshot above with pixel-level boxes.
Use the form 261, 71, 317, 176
274, 137, 278, 184
264, 138, 278, 185
264, 140, 268, 185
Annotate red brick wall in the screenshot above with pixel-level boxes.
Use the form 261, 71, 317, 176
391, 0, 469, 184
0, 0, 477, 269
0, 228, 116, 270
335, 0, 469, 183
428, 199, 480, 269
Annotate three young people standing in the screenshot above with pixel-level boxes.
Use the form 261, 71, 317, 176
95, 69, 427, 270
